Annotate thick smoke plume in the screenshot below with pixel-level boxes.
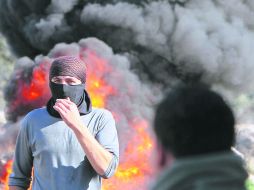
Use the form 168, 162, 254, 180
1, 38, 159, 189
2, 0, 254, 90
1, 0, 254, 187
4, 38, 158, 122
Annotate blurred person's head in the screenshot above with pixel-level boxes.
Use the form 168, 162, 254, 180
153, 84, 235, 160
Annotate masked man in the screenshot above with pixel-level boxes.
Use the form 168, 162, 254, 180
9, 56, 119, 190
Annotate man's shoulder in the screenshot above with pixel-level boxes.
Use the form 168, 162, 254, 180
91, 107, 112, 114
23, 107, 49, 122
87, 108, 116, 132
25, 107, 47, 117
19, 107, 49, 131
90, 107, 114, 119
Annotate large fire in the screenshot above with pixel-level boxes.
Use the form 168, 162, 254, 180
0, 48, 155, 189
102, 120, 154, 190
0, 160, 12, 190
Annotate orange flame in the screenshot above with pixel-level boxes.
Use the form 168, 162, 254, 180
0, 160, 32, 190
84, 50, 156, 189
8, 61, 51, 119
102, 120, 154, 190
19, 61, 50, 102
1, 50, 155, 190
85, 49, 117, 108
22, 67, 47, 101
0, 160, 12, 190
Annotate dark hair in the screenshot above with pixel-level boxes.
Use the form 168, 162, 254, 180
154, 84, 235, 158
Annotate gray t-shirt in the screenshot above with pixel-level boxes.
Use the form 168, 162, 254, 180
9, 107, 119, 190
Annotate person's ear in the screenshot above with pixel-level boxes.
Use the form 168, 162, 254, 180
157, 143, 174, 169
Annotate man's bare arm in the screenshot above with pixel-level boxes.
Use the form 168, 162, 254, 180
54, 99, 113, 176
72, 123, 113, 176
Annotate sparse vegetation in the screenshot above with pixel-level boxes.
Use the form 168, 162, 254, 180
246, 178, 254, 190
0, 34, 15, 110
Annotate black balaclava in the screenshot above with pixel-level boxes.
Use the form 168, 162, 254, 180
47, 56, 92, 118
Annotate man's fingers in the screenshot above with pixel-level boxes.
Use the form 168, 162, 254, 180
56, 99, 72, 108
53, 105, 68, 120
54, 103, 68, 114
66, 97, 74, 105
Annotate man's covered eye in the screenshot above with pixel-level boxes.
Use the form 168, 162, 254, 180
53, 79, 61, 83
69, 82, 78, 85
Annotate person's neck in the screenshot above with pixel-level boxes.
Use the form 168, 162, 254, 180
153, 150, 248, 190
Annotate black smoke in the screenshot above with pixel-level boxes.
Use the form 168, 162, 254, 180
0, 0, 193, 87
